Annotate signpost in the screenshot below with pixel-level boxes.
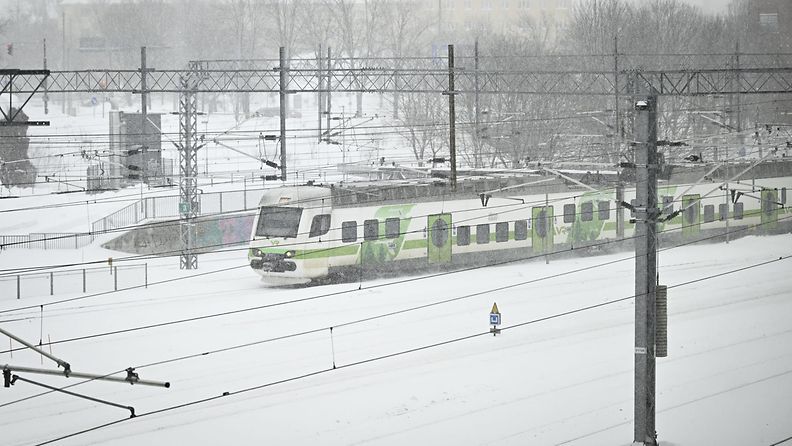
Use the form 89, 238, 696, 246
489, 302, 501, 336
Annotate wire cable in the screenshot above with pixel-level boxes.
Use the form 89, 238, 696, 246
28, 251, 792, 446
4, 212, 788, 356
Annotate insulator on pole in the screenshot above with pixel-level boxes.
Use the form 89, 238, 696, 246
656, 285, 668, 358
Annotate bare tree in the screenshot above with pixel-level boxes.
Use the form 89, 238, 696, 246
395, 93, 447, 163
381, 0, 431, 58
259, 0, 303, 57
92, 0, 173, 67
563, 0, 633, 55
325, 0, 387, 117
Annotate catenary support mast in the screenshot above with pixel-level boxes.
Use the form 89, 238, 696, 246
178, 75, 198, 270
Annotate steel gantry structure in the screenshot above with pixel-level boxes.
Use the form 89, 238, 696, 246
5, 52, 792, 267
4, 53, 792, 446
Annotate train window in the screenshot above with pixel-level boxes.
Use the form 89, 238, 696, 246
309, 214, 331, 237
782, 187, 787, 204
685, 201, 698, 224
256, 206, 303, 238
535, 210, 547, 238
515, 220, 528, 240
719, 203, 728, 221
457, 225, 470, 246
704, 204, 715, 223
476, 224, 490, 244
563, 204, 576, 223
385, 218, 400, 238
598, 201, 610, 220
662, 196, 674, 214
734, 202, 744, 220
341, 221, 357, 242
364, 219, 379, 241
763, 190, 777, 216
581, 202, 594, 222
496, 222, 509, 242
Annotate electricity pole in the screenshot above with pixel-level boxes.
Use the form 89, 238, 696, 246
474, 38, 480, 168
633, 90, 659, 446
43, 39, 48, 114
140, 46, 148, 179
279, 46, 287, 180
446, 44, 457, 189
318, 44, 323, 143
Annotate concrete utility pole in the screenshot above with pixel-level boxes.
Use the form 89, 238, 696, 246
447, 44, 457, 189
326, 47, 332, 141
61, 10, 65, 114
632, 90, 659, 446
613, 36, 621, 161
317, 44, 323, 143
474, 38, 480, 168
279, 46, 287, 180
735, 41, 744, 157
43, 39, 48, 114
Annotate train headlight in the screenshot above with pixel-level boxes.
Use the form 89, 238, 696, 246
284, 250, 295, 258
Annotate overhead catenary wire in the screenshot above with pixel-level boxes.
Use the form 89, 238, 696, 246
0, 181, 715, 283
3, 212, 788, 356
10, 94, 792, 146
27, 251, 792, 446
0, 186, 617, 270
0, 183, 784, 289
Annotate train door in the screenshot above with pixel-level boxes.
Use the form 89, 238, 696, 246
427, 213, 452, 264
761, 188, 779, 230
532, 206, 554, 253
682, 194, 701, 237
309, 199, 332, 276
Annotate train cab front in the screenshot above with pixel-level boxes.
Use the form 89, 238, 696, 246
249, 204, 311, 285
249, 249, 298, 272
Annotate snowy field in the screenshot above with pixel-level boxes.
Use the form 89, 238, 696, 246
1, 233, 791, 446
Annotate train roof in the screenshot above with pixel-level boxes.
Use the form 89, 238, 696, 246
275, 159, 792, 209
324, 174, 601, 207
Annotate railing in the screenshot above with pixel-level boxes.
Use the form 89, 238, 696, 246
0, 233, 94, 250
0, 187, 268, 251
0, 263, 148, 300
91, 187, 267, 235
90, 195, 179, 235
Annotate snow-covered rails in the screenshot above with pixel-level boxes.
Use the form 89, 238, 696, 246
248, 176, 791, 286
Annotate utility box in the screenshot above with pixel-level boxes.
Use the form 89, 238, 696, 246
108, 111, 163, 187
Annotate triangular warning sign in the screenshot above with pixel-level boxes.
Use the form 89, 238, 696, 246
490, 302, 500, 314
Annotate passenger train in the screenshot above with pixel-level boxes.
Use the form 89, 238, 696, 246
248, 163, 792, 285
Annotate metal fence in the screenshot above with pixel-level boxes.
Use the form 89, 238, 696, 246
0, 233, 94, 250
90, 195, 179, 234
90, 187, 267, 235
0, 263, 148, 300
0, 187, 268, 251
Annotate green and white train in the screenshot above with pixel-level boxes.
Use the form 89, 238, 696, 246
248, 168, 791, 285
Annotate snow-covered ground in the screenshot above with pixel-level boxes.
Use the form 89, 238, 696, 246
1, 233, 790, 446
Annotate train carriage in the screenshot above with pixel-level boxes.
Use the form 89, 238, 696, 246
249, 168, 791, 285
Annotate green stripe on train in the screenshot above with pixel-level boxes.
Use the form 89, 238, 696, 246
255, 245, 360, 259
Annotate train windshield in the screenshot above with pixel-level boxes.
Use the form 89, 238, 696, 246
256, 206, 303, 238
